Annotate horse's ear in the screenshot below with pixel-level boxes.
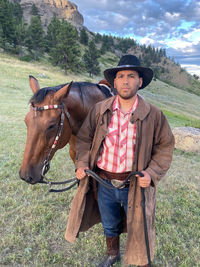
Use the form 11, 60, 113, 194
55, 81, 73, 101
29, 75, 40, 94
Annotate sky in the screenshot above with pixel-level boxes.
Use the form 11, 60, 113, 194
72, 0, 200, 76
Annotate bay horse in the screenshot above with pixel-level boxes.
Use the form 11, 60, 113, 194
19, 76, 114, 184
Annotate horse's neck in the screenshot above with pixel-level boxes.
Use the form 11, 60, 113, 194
64, 83, 112, 135
98, 84, 115, 97
64, 99, 85, 136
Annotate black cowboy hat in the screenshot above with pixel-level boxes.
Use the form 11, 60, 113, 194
104, 55, 153, 89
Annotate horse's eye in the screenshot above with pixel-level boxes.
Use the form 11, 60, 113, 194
47, 124, 56, 131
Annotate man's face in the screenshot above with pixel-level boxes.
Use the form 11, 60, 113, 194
114, 70, 143, 100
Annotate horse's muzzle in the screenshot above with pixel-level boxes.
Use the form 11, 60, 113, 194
19, 170, 43, 184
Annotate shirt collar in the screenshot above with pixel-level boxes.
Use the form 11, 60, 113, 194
113, 95, 138, 114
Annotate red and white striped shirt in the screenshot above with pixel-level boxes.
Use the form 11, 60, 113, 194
97, 95, 138, 173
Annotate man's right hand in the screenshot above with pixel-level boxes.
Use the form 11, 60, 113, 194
76, 167, 89, 180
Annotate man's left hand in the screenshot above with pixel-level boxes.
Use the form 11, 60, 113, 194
136, 170, 151, 188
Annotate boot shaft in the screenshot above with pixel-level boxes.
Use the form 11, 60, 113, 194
106, 236, 120, 256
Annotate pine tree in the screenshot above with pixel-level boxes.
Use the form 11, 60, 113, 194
94, 33, 102, 43
0, 0, 16, 48
25, 16, 45, 60
101, 34, 114, 52
0, 25, 3, 47
0, 0, 24, 51
115, 37, 136, 53
31, 4, 39, 16
11, 1, 23, 25
15, 18, 26, 56
50, 20, 81, 73
100, 42, 107, 55
45, 16, 61, 52
80, 28, 88, 45
83, 40, 100, 77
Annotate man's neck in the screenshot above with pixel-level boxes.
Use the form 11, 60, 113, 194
118, 95, 137, 114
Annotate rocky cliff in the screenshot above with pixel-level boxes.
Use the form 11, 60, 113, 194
12, 0, 84, 30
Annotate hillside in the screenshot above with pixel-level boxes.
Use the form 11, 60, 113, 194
1, 0, 200, 96
1, 52, 200, 129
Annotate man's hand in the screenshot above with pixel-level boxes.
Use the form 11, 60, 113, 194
136, 170, 151, 188
76, 167, 89, 180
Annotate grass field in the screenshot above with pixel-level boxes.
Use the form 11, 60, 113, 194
0, 53, 200, 267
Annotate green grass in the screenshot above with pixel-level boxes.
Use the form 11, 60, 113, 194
141, 79, 200, 121
162, 110, 200, 129
0, 53, 200, 266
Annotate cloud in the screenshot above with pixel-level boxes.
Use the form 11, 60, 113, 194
166, 39, 195, 52
140, 37, 156, 46
182, 64, 200, 76
73, 0, 200, 75
75, 0, 197, 37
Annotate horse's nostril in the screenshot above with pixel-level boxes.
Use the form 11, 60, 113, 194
27, 177, 32, 183
22, 176, 34, 184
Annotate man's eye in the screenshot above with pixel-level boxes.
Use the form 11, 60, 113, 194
47, 124, 56, 131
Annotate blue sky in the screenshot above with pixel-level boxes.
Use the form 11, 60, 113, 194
73, 0, 200, 76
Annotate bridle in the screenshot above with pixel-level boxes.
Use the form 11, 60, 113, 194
30, 103, 142, 192
31, 103, 78, 192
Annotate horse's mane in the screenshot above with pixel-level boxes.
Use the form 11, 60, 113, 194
29, 84, 67, 104
29, 81, 113, 105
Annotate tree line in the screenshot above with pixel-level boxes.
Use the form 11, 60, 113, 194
0, 0, 167, 77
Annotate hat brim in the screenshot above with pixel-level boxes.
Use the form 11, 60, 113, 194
104, 65, 153, 89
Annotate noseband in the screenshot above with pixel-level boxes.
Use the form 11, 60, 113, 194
31, 103, 78, 192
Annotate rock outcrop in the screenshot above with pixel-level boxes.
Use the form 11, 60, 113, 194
12, 0, 84, 30
172, 127, 200, 152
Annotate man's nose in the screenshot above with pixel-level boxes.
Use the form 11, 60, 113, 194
123, 77, 128, 84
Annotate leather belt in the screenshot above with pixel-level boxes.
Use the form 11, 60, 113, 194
97, 168, 131, 188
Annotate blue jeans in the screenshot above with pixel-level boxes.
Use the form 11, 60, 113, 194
97, 180, 129, 237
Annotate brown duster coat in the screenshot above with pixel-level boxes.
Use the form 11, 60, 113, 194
65, 95, 174, 266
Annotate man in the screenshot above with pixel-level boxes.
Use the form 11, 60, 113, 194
65, 55, 174, 266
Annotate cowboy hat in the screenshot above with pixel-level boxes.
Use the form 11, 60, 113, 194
104, 55, 153, 89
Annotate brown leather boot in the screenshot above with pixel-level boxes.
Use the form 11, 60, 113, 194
98, 236, 120, 267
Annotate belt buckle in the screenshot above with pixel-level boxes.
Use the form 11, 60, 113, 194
111, 179, 125, 189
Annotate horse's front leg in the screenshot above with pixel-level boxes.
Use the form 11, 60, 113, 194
69, 135, 76, 163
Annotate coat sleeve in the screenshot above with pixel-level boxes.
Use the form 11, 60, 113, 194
75, 105, 98, 169
145, 111, 175, 186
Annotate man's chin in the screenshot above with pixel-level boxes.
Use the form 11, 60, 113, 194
118, 93, 137, 100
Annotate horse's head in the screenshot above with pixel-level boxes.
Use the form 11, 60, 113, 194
19, 76, 73, 184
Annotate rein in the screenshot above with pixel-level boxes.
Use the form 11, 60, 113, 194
30, 82, 115, 193
85, 169, 144, 189
31, 100, 145, 193
31, 103, 79, 192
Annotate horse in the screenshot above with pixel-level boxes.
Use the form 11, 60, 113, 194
19, 76, 114, 185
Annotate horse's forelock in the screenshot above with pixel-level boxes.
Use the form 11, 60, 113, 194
29, 84, 67, 104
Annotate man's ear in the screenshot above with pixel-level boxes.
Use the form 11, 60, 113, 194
114, 78, 116, 89
139, 77, 143, 88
